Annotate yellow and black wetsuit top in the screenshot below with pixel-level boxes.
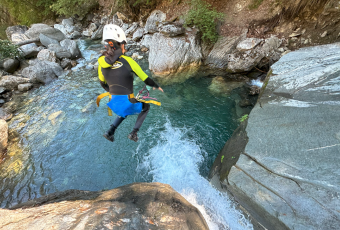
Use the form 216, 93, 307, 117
98, 50, 159, 95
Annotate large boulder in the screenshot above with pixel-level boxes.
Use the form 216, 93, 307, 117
140, 34, 153, 49
226, 36, 281, 73
60, 39, 81, 59
39, 33, 59, 47
148, 32, 202, 83
25, 24, 66, 41
0, 183, 209, 230
5, 25, 29, 42
2, 58, 20, 73
159, 23, 185, 37
48, 44, 72, 59
22, 60, 63, 84
144, 10, 166, 34
210, 43, 340, 230
0, 75, 30, 91
82, 23, 97, 37
37, 49, 58, 62
132, 27, 144, 41
0, 119, 8, 154
54, 20, 82, 40
19, 43, 43, 58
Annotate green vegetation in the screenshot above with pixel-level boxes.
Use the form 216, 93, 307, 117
185, 0, 224, 44
0, 25, 7, 40
221, 155, 224, 163
50, 0, 98, 18
248, 0, 264, 10
238, 114, 249, 122
0, 40, 20, 60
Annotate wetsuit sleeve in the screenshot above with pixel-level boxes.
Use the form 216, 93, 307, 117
121, 56, 159, 88
100, 80, 109, 92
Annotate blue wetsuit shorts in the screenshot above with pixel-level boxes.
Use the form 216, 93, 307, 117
107, 95, 143, 118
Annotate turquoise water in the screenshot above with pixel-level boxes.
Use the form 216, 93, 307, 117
0, 41, 253, 229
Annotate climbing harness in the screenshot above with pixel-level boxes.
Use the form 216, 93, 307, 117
96, 85, 161, 116
135, 85, 161, 106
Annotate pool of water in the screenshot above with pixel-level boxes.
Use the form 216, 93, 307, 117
0, 40, 253, 229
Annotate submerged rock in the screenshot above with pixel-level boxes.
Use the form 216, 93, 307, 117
208, 76, 245, 96
210, 43, 340, 230
1, 183, 209, 230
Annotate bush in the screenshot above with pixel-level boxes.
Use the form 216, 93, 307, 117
0, 0, 54, 25
0, 40, 20, 60
51, 0, 98, 18
185, 0, 224, 44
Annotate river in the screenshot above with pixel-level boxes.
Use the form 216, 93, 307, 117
0, 39, 253, 230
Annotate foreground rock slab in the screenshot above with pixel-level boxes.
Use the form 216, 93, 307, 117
0, 182, 209, 230
210, 43, 340, 230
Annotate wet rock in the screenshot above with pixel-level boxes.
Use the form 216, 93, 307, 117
209, 76, 245, 96
37, 49, 57, 62
159, 23, 185, 37
0, 75, 30, 90
2, 183, 209, 230
248, 85, 261, 95
149, 32, 202, 83
0, 119, 8, 154
60, 58, 72, 69
20, 43, 42, 58
239, 98, 252, 107
212, 43, 340, 230
2, 58, 20, 74
18, 83, 33, 92
22, 60, 63, 84
145, 10, 166, 34
60, 39, 81, 59
39, 33, 59, 47
132, 28, 144, 41
48, 44, 72, 59
6, 25, 28, 41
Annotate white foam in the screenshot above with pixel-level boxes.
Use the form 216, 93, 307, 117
250, 79, 263, 88
136, 121, 253, 230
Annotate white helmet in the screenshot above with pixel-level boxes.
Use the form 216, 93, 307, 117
102, 24, 127, 43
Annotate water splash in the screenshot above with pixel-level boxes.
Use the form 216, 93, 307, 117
250, 79, 263, 87
136, 120, 253, 230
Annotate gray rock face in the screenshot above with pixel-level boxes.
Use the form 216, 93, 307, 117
140, 34, 153, 49
0, 119, 8, 155
60, 39, 81, 59
2, 58, 20, 73
19, 43, 42, 58
227, 36, 281, 73
212, 43, 340, 230
39, 33, 59, 47
25, 24, 65, 41
132, 27, 144, 41
205, 36, 243, 69
1, 183, 209, 230
144, 10, 166, 34
37, 49, 57, 62
125, 22, 139, 37
149, 32, 202, 83
159, 23, 185, 37
91, 25, 104, 40
22, 60, 63, 84
0, 75, 30, 90
48, 44, 72, 59
6, 25, 28, 40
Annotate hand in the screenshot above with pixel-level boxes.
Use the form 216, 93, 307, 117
154, 87, 164, 92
